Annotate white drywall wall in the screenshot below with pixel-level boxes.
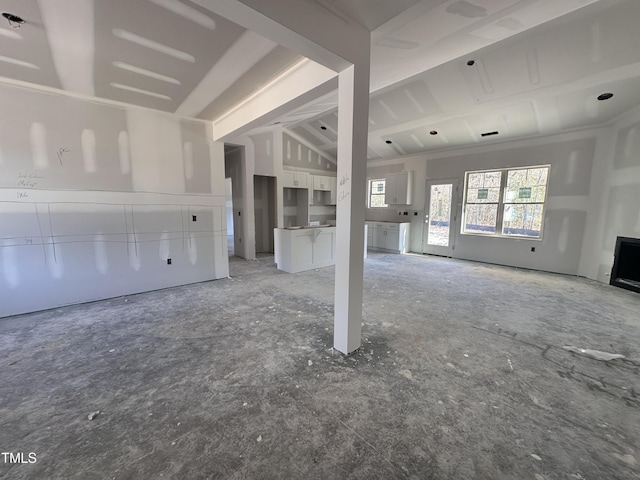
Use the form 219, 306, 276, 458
0, 83, 228, 317
367, 131, 600, 276
578, 105, 640, 282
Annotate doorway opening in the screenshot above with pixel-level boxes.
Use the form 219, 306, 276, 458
225, 177, 234, 256
224, 144, 244, 273
422, 180, 458, 257
254, 175, 276, 254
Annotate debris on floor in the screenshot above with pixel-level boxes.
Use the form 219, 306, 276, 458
308, 360, 313, 366
87, 411, 100, 421
506, 355, 514, 371
399, 369, 413, 380
530, 453, 542, 461
256, 435, 262, 442
612, 452, 637, 466
562, 346, 626, 362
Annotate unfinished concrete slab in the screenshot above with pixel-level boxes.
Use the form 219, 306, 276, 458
0, 253, 638, 479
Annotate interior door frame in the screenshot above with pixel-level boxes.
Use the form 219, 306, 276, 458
421, 178, 460, 257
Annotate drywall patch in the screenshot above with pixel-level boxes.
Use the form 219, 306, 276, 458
446, 1, 487, 18
159, 231, 170, 260
30, 122, 49, 169
81, 129, 97, 172
1, 244, 19, 288
118, 130, 130, 174
183, 141, 194, 179
566, 150, 579, 184
94, 233, 108, 274
47, 244, 63, 279
188, 233, 197, 265
128, 232, 141, 271
558, 216, 570, 253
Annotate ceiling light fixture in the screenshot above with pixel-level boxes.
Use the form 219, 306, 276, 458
429, 130, 438, 135
481, 131, 499, 137
466, 60, 475, 66
2, 12, 25, 28
385, 140, 393, 144
597, 92, 613, 101
320, 125, 327, 130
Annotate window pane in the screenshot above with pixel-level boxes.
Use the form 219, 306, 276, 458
467, 186, 501, 203
371, 180, 385, 194
504, 167, 548, 203
370, 194, 387, 208
466, 171, 502, 204
464, 204, 498, 234
502, 204, 545, 238
468, 171, 501, 188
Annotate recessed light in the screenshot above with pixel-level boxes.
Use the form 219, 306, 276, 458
597, 92, 614, 101
429, 130, 438, 135
466, 60, 475, 66
385, 140, 392, 144
2, 12, 25, 28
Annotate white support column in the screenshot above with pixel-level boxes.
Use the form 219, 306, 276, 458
334, 58, 370, 355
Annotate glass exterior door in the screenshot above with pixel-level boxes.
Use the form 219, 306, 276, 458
422, 181, 457, 256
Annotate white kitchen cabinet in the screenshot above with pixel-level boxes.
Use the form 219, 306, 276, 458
313, 175, 331, 191
384, 171, 413, 205
311, 175, 337, 205
367, 221, 410, 253
274, 224, 367, 273
282, 170, 309, 188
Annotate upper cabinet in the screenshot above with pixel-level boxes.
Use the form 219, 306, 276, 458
313, 175, 331, 191
282, 171, 309, 188
385, 171, 414, 205
310, 175, 337, 205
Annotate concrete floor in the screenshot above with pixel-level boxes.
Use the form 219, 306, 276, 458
1, 252, 639, 479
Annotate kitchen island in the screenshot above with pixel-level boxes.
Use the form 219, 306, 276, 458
274, 225, 367, 273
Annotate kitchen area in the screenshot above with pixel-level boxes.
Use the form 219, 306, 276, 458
274, 168, 413, 273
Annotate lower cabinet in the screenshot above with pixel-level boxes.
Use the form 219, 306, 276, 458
366, 222, 410, 254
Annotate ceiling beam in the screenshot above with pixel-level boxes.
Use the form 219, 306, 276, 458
192, 0, 369, 72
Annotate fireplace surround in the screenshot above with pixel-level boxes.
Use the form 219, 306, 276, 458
610, 236, 640, 294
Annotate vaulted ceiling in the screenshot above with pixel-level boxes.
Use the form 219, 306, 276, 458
1, 0, 637, 160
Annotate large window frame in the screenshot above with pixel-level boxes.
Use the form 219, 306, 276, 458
462, 165, 550, 240
368, 178, 388, 208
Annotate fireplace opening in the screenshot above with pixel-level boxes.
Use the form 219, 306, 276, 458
610, 236, 640, 294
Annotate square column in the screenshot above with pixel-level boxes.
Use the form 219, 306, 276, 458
333, 60, 370, 355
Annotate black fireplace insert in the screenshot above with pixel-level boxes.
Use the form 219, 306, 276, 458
610, 236, 640, 294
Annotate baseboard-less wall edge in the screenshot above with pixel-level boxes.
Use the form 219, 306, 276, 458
0, 276, 226, 319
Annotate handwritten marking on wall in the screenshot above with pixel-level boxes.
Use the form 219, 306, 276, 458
56, 148, 70, 165
17, 192, 29, 199
338, 173, 351, 203
16, 172, 44, 189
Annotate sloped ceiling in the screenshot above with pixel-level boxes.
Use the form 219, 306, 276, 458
284, 0, 640, 160
0, 0, 636, 161
0, 0, 303, 119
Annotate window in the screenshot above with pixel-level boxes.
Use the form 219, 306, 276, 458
369, 179, 387, 208
462, 165, 549, 239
